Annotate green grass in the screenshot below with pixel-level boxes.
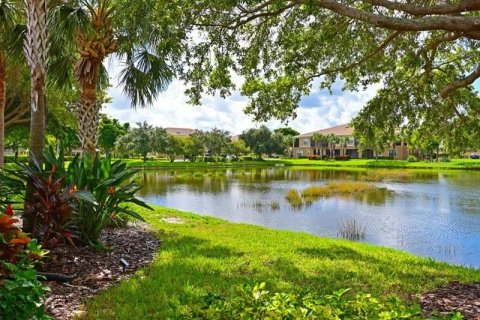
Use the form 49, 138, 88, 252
119, 157, 480, 171
271, 158, 480, 170
82, 206, 480, 319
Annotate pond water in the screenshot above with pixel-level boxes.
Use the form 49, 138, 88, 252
135, 167, 480, 268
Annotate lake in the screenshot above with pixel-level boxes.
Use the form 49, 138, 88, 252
135, 167, 480, 268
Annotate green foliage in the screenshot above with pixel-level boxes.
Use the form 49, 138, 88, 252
193, 283, 422, 319
0, 259, 51, 320
241, 126, 286, 158
115, 122, 168, 161
407, 155, 418, 163
165, 135, 185, 162
99, 115, 129, 155
0, 204, 50, 320
57, 153, 151, 244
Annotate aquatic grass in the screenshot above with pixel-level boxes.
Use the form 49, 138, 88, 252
338, 217, 367, 240
83, 205, 480, 319
366, 169, 414, 181
270, 201, 280, 210
301, 181, 378, 200
285, 189, 303, 208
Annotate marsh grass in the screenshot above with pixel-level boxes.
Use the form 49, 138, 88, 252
237, 201, 264, 209
270, 201, 280, 210
285, 189, 303, 208
366, 169, 414, 181
302, 182, 378, 201
338, 217, 367, 240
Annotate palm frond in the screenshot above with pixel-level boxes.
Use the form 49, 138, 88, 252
118, 47, 174, 108
0, 0, 18, 30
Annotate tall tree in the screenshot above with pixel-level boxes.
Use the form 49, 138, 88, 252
98, 115, 129, 155
158, 1, 480, 148
241, 126, 281, 158
311, 133, 324, 156
0, 0, 20, 167
24, 0, 49, 163
54, 0, 179, 155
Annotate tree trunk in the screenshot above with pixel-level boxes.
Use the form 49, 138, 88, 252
0, 51, 5, 167
77, 72, 100, 156
23, 0, 50, 233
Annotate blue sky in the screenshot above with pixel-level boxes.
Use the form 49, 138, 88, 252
104, 72, 379, 135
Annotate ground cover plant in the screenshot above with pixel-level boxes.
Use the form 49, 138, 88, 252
82, 206, 480, 319
0, 205, 50, 320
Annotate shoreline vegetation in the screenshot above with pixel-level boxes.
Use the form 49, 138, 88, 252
83, 205, 480, 319
120, 158, 480, 171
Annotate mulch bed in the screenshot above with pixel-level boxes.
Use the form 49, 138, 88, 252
421, 282, 480, 319
39, 224, 161, 319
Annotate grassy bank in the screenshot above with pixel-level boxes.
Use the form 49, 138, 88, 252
83, 206, 480, 319
121, 157, 480, 171
275, 158, 480, 170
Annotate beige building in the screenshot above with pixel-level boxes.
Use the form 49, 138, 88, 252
165, 127, 196, 137
292, 124, 409, 160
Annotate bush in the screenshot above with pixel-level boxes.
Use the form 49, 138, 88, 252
0, 206, 50, 320
335, 155, 351, 161
60, 153, 152, 245
407, 155, 418, 162
322, 155, 330, 160
308, 155, 321, 160
0, 249, 51, 320
191, 282, 422, 319
241, 156, 253, 161
298, 156, 308, 159
8, 146, 152, 246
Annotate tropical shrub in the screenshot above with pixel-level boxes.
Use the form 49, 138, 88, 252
191, 282, 422, 319
407, 155, 418, 162
49, 150, 152, 245
0, 257, 51, 320
308, 155, 321, 160
0, 206, 50, 320
8, 147, 150, 246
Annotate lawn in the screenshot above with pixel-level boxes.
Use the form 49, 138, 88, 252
82, 206, 480, 319
120, 157, 480, 171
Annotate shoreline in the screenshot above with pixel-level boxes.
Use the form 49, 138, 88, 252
124, 158, 480, 171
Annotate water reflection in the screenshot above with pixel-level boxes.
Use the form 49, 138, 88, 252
136, 167, 480, 268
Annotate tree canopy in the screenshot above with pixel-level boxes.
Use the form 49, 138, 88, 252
157, 0, 480, 149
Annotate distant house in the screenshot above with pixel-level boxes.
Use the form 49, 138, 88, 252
165, 127, 196, 137
292, 123, 409, 160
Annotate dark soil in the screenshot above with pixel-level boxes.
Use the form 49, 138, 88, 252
421, 282, 480, 319
40, 224, 160, 319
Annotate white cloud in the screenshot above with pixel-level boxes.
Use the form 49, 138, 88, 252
104, 63, 379, 135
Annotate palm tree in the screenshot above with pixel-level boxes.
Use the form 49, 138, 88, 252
311, 133, 324, 157
339, 136, 349, 156
326, 134, 339, 159
0, 0, 20, 167
24, 0, 50, 163
53, 0, 176, 156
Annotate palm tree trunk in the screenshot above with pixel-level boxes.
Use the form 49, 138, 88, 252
77, 76, 100, 156
23, 0, 50, 233
0, 51, 5, 167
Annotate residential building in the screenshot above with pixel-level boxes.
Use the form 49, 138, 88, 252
165, 127, 196, 137
292, 124, 409, 160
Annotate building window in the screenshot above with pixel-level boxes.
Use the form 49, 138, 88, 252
348, 137, 355, 145
389, 149, 396, 158
303, 138, 309, 146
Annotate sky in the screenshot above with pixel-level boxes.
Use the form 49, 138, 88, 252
103, 70, 379, 136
